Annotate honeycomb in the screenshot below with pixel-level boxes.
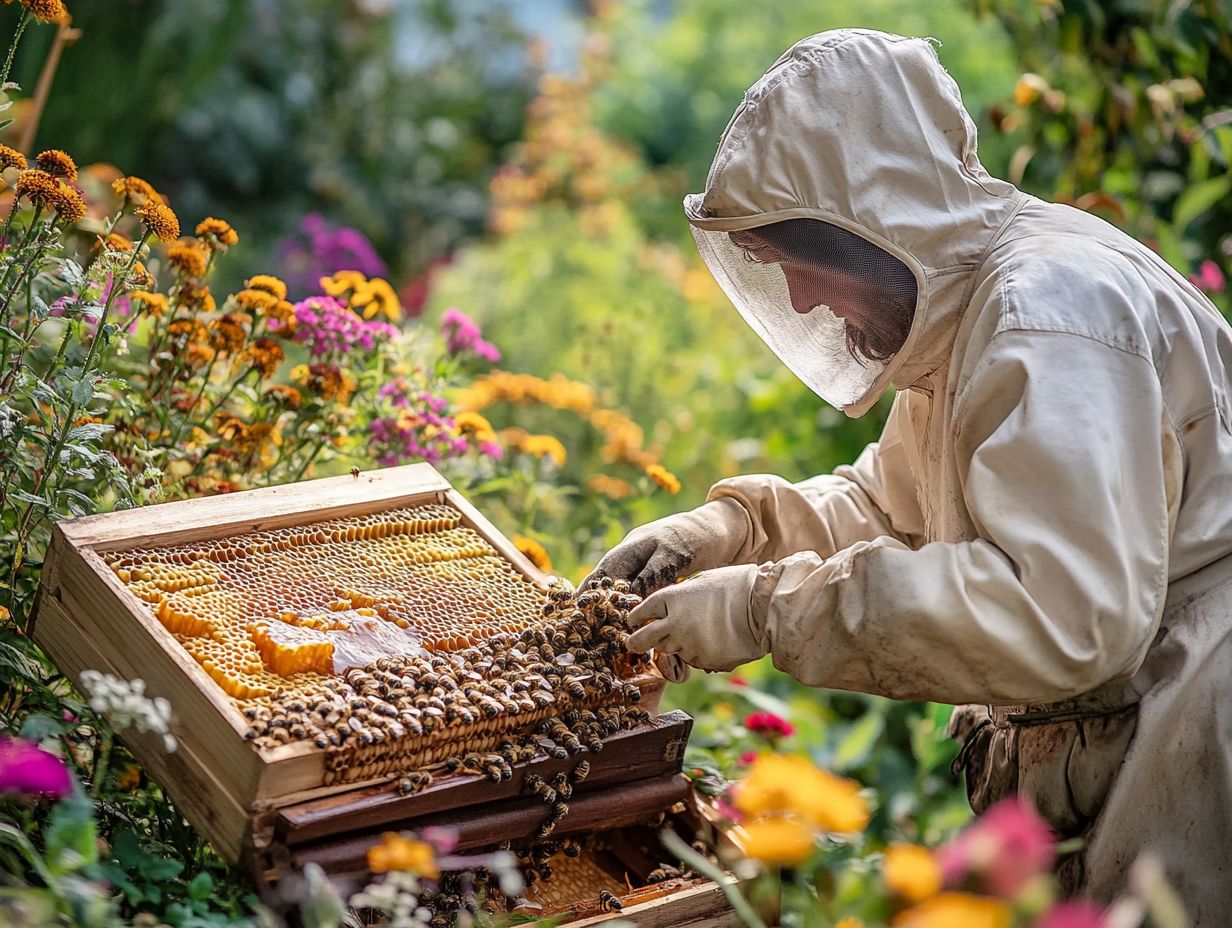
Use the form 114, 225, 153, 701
103, 504, 546, 701
104, 501, 653, 777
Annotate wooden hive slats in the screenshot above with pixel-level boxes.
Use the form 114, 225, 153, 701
276, 710, 693, 846
56, 463, 450, 552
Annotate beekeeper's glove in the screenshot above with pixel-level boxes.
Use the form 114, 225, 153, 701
624, 564, 765, 673
582, 498, 751, 597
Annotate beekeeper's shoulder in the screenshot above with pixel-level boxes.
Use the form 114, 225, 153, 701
966, 218, 1157, 363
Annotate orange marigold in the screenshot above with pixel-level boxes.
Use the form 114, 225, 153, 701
245, 274, 288, 300
49, 180, 85, 223
99, 231, 134, 252
645, 464, 681, 494
514, 534, 553, 572
129, 291, 169, 319
33, 149, 76, 181
128, 261, 155, 290
264, 384, 302, 410
233, 288, 279, 314
15, 0, 69, 23
167, 319, 209, 344
209, 312, 250, 354
166, 241, 209, 278
111, 175, 163, 207
238, 336, 285, 378
138, 200, 180, 243
292, 362, 356, 403
175, 280, 217, 314
15, 168, 60, 210
195, 216, 238, 248
183, 342, 216, 371
0, 144, 27, 172
265, 299, 296, 334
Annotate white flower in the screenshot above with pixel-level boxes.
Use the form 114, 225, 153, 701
79, 669, 177, 752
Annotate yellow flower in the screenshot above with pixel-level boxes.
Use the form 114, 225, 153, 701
175, 280, 216, 314
138, 200, 181, 243
884, 844, 942, 903
523, 433, 567, 468
33, 148, 76, 181
233, 288, 280, 314
209, 312, 251, 354
100, 231, 133, 253
0, 144, 27, 172
49, 180, 85, 223
195, 216, 239, 248
129, 291, 169, 319
111, 175, 163, 207
891, 893, 1012, 928
245, 274, 287, 300
320, 270, 401, 322
645, 463, 681, 494
740, 815, 816, 866
735, 754, 870, 835
237, 336, 285, 379
454, 410, 497, 443
166, 241, 209, 278
514, 534, 553, 572
367, 832, 439, 878
836, 919, 865, 928
15, 0, 69, 24
15, 168, 60, 210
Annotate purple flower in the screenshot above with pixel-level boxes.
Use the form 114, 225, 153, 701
0, 737, 72, 798
275, 213, 388, 299
441, 307, 501, 363
293, 295, 397, 358
1033, 901, 1110, 928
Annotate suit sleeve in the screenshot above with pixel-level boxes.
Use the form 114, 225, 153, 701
706, 398, 926, 564
749, 329, 1175, 705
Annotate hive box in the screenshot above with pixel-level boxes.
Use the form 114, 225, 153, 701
33, 464, 741, 925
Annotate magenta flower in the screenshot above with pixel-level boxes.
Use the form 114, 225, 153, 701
743, 711, 794, 739
729, 675, 748, 687
440, 307, 501, 363
0, 737, 72, 799
1189, 259, 1226, 295
275, 213, 387, 299
939, 796, 1055, 897
291, 295, 397, 357
738, 751, 758, 765
1034, 901, 1110, 928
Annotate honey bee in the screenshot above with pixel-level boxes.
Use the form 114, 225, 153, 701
598, 891, 622, 913
562, 839, 582, 858
573, 760, 591, 781
524, 775, 557, 804
565, 679, 586, 700
397, 771, 432, 794
443, 756, 463, 773
350, 466, 361, 478
647, 864, 682, 883
551, 771, 573, 799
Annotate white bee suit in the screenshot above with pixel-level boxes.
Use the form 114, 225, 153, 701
651, 29, 1232, 920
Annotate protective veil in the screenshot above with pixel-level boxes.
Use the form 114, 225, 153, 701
668, 29, 1232, 921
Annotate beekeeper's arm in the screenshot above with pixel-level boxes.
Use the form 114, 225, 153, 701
584, 405, 923, 597
629, 327, 1178, 705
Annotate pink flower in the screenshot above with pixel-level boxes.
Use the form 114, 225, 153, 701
0, 737, 72, 798
421, 826, 458, 855
729, 675, 748, 687
1034, 900, 1110, 928
744, 711, 794, 739
1189, 260, 1226, 294
738, 751, 758, 765
440, 307, 501, 363
939, 796, 1055, 897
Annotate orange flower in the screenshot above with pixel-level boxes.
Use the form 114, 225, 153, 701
128, 291, 169, 319
586, 472, 633, 500
238, 336, 285, 379
892, 893, 1012, 928
138, 201, 180, 243
645, 463, 681, 494
175, 280, 216, 314
195, 216, 238, 248
514, 534, 552, 572
15, 168, 60, 210
735, 754, 870, 835
33, 149, 76, 181
112, 175, 163, 207
15, 0, 69, 24
367, 832, 439, 878
209, 312, 250, 354
739, 815, 816, 866
884, 844, 943, 903
263, 384, 302, 410
99, 231, 133, 252
454, 410, 497, 443
233, 288, 279, 314
245, 274, 288, 300
0, 144, 27, 172
166, 241, 209, 278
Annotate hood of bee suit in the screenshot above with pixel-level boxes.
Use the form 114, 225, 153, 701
684, 29, 1028, 417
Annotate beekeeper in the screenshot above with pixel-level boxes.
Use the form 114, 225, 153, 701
586, 29, 1232, 921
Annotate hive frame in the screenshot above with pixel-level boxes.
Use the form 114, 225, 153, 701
34, 463, 662, 864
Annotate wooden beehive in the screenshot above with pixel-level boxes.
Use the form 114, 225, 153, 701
34, 463, 740, 925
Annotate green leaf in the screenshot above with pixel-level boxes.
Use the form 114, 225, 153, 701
71, 378, 94, 406
187, 870, 214, 901
1172, 174, 1232, 230
18, 712, 76, 740
831, 710, 885, 772
44, 795, 98, 874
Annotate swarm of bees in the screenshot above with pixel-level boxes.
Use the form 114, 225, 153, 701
240, 577, 652, 783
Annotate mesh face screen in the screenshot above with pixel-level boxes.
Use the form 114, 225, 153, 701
692, 218, 917, 409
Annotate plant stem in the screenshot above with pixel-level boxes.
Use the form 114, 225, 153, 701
659, 828, 768, 928
90, 728, 112, 798
293, 437, 327, 482
0, 11, 30, 89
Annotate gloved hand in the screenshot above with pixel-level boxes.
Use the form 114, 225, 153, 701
582, 498, 751, 597
625, 564, 765, 673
